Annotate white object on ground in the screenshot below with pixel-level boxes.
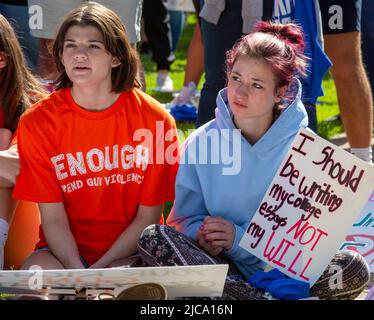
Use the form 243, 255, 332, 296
165, 81, 197, 109
155, 73, 174, 93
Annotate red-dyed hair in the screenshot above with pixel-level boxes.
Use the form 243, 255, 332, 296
226, 21, 308, 90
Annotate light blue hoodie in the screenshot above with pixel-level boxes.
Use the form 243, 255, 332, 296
167, 78, 308, 280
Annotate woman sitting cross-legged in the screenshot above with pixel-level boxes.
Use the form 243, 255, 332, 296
137, 21, 370, 300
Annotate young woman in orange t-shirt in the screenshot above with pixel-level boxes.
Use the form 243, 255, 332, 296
14, 2, 178, 270
0, 14, 46, 269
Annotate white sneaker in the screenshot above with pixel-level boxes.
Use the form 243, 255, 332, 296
155, 73, 174, 93
165, 82, 197, 109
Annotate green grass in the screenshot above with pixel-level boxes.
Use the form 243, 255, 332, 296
317, 74, 344, 139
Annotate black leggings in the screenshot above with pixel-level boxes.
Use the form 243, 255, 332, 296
142, 0, 174, 71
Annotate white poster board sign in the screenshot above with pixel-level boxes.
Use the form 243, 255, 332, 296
239, 128, 374, 285
340, 190, 374, 272
0, 264, 228, 298
167, 0, 195, 12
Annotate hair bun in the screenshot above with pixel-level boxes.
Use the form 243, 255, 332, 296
254, 21, 305, 53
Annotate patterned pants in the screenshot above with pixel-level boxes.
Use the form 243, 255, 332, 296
137, 224, 370, 300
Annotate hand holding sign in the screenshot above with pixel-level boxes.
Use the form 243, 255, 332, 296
239, 128, 374, 285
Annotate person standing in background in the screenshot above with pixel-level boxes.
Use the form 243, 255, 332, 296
27, 0, 144, 83
319, 0, 373, 163
143, 0, 175, 93
361, 0, 374, 104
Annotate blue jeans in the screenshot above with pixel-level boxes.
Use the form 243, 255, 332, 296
197, 0, 243, 128
169, 10, 185, 52
0, 3, 39, 72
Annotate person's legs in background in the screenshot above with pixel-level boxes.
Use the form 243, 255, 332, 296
143, 0, 174, 93
98, 0, 145, 88
168, 9, 185, 52
169, 21, 204, 107
320, 0, 373, 163
27, 0, 78, 81
27, 0, 144, 85
324, 32, 373, 160
361, 0, 374, 104
167, 1, 204, 108
197, 0, 242, 128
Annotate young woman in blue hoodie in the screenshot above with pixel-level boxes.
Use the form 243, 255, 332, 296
138, 21, 370, 300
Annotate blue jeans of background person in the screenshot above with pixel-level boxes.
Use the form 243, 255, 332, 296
0, 2, 39, 72
169, 10, 185, 52
197, 0, 243, 128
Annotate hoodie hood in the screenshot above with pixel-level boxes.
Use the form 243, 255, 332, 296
215, 77, 308, 152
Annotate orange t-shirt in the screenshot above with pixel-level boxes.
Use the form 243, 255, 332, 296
13, 88, 179, 265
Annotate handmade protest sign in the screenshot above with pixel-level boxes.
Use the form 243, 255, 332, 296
0, 264, 228, 299
340, 189, 374, 272
239, 128, 374, 285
